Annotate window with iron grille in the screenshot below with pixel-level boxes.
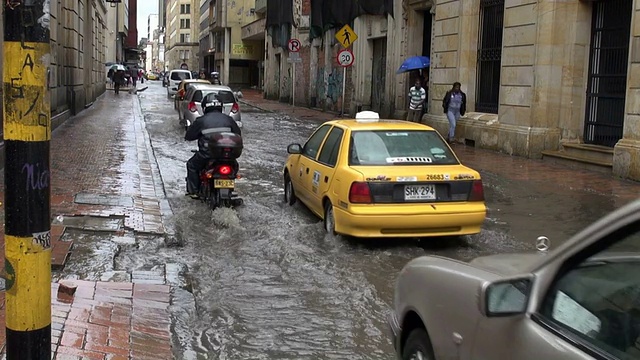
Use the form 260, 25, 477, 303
475, 0, 504, 114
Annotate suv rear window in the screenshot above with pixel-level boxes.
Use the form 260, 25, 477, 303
349, 130, 459, 166
171, 71, 191, 81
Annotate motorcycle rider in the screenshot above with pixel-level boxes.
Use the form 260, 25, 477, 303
185, 93, 242, 199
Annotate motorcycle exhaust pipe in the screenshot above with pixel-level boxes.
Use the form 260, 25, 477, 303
185, 119, 191, 127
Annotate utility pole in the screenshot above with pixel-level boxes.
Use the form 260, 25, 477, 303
3, 0, 52, 358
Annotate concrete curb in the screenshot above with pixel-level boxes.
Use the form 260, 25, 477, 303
133, 95, 179, 245
239, 99, 273, 113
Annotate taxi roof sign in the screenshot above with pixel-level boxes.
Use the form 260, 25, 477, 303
355, 111, 380, 121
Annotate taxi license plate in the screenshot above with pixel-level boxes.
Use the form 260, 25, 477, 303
404, 184, 436, 200
214, 179, 235, 189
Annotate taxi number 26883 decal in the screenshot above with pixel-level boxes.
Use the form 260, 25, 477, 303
425, 174, 449, 181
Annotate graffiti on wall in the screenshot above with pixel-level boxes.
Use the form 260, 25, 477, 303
314, 66, 344, 109
326, 68, 343, 105
315, 67, 326, 106
281, 66, 292, 99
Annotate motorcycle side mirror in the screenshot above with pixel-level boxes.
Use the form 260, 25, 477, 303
287, 144, 302, 154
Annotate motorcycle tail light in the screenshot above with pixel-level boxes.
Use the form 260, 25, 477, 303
218, 165, 232, 176
188, 101, 197, 112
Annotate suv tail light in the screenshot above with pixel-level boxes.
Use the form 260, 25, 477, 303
349, 182, 372, 204
188, 101, 197, 112
230, 102, 239, 114
468, 180, 484, 201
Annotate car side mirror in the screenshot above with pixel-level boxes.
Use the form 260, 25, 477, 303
287, 144, 302, 154
480, 277, 532, 317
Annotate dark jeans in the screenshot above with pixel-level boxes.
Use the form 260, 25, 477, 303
186, 152, 209, 194
114, 82, 121, 94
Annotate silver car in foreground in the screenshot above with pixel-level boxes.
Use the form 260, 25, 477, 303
178, 84, 242, 129
389, 198, 640, 360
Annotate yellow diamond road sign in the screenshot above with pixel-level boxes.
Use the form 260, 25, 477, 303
336, 24, 357, 49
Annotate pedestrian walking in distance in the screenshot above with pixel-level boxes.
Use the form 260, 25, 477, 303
407, 79, 426, 123
442, 82, 467, 144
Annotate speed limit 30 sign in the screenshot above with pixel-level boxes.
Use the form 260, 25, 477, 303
337, 49, 354, 67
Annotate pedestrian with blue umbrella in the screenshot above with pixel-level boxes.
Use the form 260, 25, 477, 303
398, 56, 430, 122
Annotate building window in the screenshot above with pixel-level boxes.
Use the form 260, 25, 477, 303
180, 4, 190, 14
475, 0, 504, 114
180, 18, 190, 29
210, 1, 216, 24
179, 50, 190, 60
180, 33, 191, 43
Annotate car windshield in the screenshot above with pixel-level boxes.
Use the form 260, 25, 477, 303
349, 130, 459, 166
171, 71, 190, 81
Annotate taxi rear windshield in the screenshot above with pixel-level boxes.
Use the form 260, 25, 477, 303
349, 130, 459, 166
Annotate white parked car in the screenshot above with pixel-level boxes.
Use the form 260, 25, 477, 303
166, 69, 193, 98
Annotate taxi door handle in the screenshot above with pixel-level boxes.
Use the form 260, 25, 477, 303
306, 168, 309, 174
324, 176, 328, 183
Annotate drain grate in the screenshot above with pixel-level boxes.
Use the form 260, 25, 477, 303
74, 193, 134, 207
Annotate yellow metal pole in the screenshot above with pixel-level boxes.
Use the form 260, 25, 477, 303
2, 0, 52, 358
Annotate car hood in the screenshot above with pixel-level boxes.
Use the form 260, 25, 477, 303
469, 252, 547, 275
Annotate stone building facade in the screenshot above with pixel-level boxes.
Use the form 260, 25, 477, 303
262, 0, 640, 182
422, 0, 640, 181
0, 0, 109, 138
165, 0, 200, 70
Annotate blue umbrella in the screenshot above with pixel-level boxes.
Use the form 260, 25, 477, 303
396, 56, 430, 74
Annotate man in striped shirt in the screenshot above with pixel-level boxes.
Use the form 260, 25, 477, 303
407, 79, 426, 123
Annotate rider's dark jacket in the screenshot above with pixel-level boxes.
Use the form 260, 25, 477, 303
185, 110, 242, 157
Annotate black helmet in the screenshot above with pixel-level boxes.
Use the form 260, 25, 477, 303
202, 93, 223, 113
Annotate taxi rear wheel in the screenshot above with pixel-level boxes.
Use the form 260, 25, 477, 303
324, 201, 337, 236
284, 173, 296, 206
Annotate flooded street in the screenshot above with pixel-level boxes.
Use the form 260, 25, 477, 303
132, 82, 633, 359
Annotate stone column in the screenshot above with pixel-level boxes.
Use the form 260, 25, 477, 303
613, 0, 640, 180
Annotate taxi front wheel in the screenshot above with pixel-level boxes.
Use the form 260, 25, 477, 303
324, 201, 337, 236
284, 174, 296, 206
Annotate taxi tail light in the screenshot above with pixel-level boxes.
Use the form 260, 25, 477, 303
469, 180, 484, 201
188, 101, 198, 112
349, 182, 372, 204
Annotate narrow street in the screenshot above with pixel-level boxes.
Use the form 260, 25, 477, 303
129, 81, 640, 359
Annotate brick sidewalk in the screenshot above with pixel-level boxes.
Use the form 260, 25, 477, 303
0, 281, 172, 359
0, 92, 170, 267
0, 91, 174, 358
239, 89, 640, 204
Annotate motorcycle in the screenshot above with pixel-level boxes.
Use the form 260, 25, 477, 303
192, 132, 244, 209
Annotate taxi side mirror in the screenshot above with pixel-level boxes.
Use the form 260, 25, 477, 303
287, 144, 302, 154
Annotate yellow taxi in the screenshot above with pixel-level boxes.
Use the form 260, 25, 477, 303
174, 79, 211, 109
283, 111, 486, 238
146, 72, 159, 80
